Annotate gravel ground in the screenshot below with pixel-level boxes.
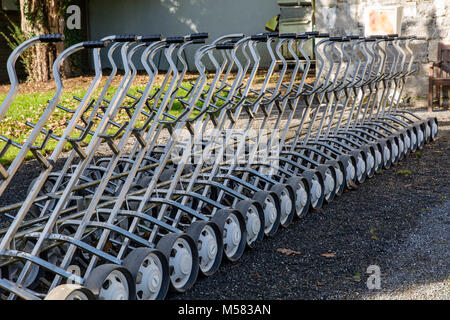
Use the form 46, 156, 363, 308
167, 109, 450, 300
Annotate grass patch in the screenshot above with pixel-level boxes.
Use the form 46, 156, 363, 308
0, 81, 209, 165
396, 169, 412, 176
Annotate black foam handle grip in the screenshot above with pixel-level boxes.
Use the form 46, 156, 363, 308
329, 36, 342, 41
114, 35, 137, 42
398, 36, 412, 40
263, 32, 279, 38
82, 41, 108, 48
347, 35, 360, 40
364, 38, 376, 42
370, 35, 388, 39
251, 34, 268, 41
141, 34, 163, 42
39, 34, 65, 43
279, 33, 297, 39
216, 43, 235, 50
166, 36, 186, 43
341, 37, 351, 42
305, 31, 320, 36
193, 39, 206, 44
387, 34, 399, 38
316, 33, 329, 38
189, 32, 209, 40
296, 34, 308, 39
228, 34, 245, 39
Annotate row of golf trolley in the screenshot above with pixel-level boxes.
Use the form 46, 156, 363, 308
0, 31, 438, 300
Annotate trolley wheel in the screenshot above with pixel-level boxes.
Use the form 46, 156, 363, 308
122, 247, 170, 300
396, 131, 407, 160
338, 154, 357, 189
390, 136, 400, 165
269, 184, 295, 228
379, 139, 392, 169
302, 170, 325, 209
27, 175, 58, 218
285, 176, 310, 218
156, 233, 199, 293
159, 168, 176, 183
429, 117, 438, 141
44, 284, 96, 300
350, 149, 367, 184
211, 208, 247, 262
416, 123, 425, 149
403, 128, 412, 155
234, 200, 264, 248
325, 159, 345, 196
316, 164, 337, 203
186, 221, 223, 276
252, 191, 281, 236
409, 125, 418, 152
5, 240, 44, 290
361, 145, 376, 178
84, 264, 136, 300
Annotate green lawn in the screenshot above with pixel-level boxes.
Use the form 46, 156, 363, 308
0, 81, 212, 165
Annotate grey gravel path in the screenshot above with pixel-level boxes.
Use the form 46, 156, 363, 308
168, 110, 450, 300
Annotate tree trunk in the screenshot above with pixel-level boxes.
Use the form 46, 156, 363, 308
19, 0, 68, 82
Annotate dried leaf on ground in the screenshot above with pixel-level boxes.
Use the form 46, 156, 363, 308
277, 248, 302, 256
320, 253, 336, 258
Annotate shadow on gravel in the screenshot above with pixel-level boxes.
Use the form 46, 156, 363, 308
169, 126, 450, 300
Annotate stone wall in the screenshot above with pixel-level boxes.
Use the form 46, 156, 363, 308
315, 0, 450, 107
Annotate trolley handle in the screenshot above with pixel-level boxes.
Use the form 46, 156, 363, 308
82, 40, 110, 48
316, 33, 330, 38
39, 34, 65, 43
296, 34, 308, 39
192, 39, 206, 44
166, 36, 186, 43
305, 31, 320, 36
141, 34, 163, 42
329, 36, 343, 41
279, 33, 297, 39
250, 34, 268, 41
216, 42, 235, 50
188, 32, 209, 40
114, 35, 138, 42
263, 32, 279, 38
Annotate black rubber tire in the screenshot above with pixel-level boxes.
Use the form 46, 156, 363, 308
252, 191, 281, 237
44, 284, 96, 300
302, 169, 325, 209
325, 159, 345, 196
122, 247, 170, 300
350, 149, 367, 184
270, 183, 296, 228
211, 208, 247, 262
185, 221, 223, 276
156, 232, 199, 293
234, 199, 264, 248
316, 164, 337, 203
379, 139, 392, 169
285, 175, 310, 218
84, 263, 136, 300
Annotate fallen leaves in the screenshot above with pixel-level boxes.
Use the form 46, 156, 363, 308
320, 252, 336, 258
253, 273, 263, 279
277, 248, 302, 256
